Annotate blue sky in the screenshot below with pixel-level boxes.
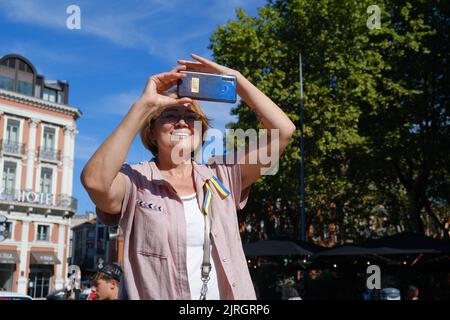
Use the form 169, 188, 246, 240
0, 0, 267, 215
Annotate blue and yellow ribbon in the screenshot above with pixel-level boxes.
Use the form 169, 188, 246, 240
209, 176, 231, 198
202, 175, 230, 216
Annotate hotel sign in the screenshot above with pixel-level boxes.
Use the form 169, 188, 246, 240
0, 189, 56, 206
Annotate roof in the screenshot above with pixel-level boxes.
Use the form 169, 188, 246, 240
244, 240, 312, 257
0, 88, 82, 119
71, 218, 97, 230
243, 237, 324, 257
44, 82, 63, 91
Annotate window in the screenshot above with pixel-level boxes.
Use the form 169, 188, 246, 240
2, 161, 17, 192
75, 232, 82, 247
57, 91, 64, 104
17, 81, 32, 96
18, 60, 26, 71
42, 127, 56, 150
96, 227, 106, 254
17, 60, 33, 73
4, 119, 22, 155
35, 84, 41, 98
97, 227, 104, 240
37, 225, 50, 241
8, 59, 15, 69
0, 76, 14, 91
0, 263, 14, 292
41, 127, 58, 161
28, 267, 52, 299
3, 222, 12, 239
6, 119, 20, 143
43, 88, 56, 102
40, 168, 53, 194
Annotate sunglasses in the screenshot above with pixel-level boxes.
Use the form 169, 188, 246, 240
158, 111, 201, 125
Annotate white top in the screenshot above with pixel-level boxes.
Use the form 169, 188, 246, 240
181, 193, 220, 300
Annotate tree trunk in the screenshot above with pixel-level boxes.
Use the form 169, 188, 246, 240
407, 194, 425, 234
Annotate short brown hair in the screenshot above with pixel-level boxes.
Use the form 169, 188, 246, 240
140, 92, 210, 157
92, 272, 116, 284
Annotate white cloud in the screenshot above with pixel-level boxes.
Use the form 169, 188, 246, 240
0, 0, 266, 64
0, 0, 65, 28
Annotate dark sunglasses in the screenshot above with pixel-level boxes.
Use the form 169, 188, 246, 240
158, 112, 201, 124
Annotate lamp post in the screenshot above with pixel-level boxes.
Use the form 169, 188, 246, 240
299, 53, 306, 242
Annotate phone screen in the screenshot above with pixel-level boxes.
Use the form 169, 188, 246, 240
177, 71, 237, 103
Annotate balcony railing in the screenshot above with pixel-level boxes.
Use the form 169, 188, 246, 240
39, 147, 61, 162
36, 232, 49, 241
0, 140, 25, 156
0, 189, 77, 212
56, 194, 78, 212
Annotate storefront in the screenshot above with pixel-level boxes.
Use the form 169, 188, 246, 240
27, 251, 60, 299
0, 250, 19, 291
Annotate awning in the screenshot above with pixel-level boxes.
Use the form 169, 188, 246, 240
0, 250, 19, 264
315, 232, 450, 257
361, 232, 450, 254
30, 251, 61, 265
244, 240, 315, 257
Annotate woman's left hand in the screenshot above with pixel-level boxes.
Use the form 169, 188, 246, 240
177, 54, 239, 77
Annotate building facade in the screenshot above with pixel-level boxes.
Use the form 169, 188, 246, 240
0, 54, 81, 298
71, 215, 96, 277
70, 213, 123, 281
94, 218, 123, 273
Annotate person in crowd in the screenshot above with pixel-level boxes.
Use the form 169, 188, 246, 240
282, 287, 302, 300
405, 285, 419, 300
92, 263, 123, 300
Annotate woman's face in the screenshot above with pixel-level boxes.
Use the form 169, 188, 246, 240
151, 105, 203, 160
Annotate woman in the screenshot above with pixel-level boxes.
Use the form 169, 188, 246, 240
81, 54, 295, 300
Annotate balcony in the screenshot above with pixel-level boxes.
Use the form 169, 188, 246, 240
0, 140, 25, 156
0, 189, 77, 212
39, 147, 61, 162
56, 194, 78, 212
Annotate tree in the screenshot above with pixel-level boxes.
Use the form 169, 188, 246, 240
210, 0, 449, 242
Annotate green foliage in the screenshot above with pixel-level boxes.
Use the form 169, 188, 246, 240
210, 0, 449, 242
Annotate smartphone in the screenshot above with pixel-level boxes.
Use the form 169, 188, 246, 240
177, 71, 237, 103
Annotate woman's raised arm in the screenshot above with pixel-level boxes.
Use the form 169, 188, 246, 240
81, 67, 192, 214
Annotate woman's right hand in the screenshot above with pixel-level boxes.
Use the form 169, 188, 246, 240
136, 65, 193, 109
82, 68, 194, 216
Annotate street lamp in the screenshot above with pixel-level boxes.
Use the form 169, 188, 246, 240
299, 53, 306, 242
